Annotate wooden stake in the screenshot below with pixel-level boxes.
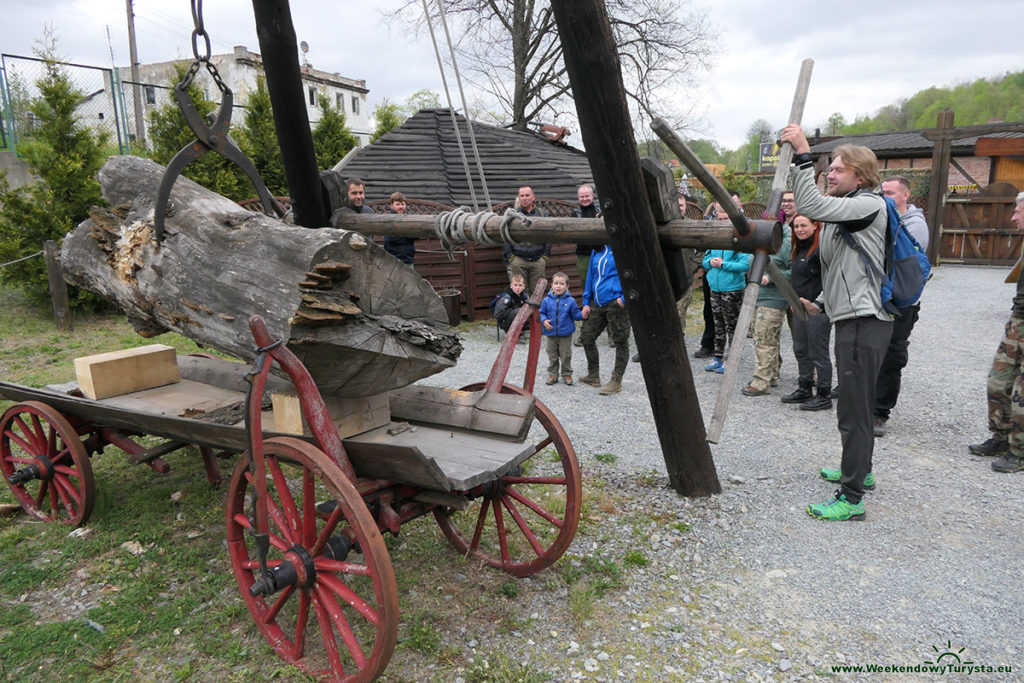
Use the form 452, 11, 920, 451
43, 240, 73, 332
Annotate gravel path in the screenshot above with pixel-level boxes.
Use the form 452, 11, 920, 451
412, 264, 1022, 681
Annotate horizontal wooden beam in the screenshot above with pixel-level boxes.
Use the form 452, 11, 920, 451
333, 213, 783, 254
975, 137, 1024, 156
921, 121, 1024, 141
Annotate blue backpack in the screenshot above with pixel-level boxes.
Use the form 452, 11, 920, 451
839, 195, 931, 315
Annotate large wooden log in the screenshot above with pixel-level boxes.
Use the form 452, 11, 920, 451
61, 156, 461, 397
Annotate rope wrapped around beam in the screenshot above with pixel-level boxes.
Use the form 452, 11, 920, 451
431, 208, 528, 260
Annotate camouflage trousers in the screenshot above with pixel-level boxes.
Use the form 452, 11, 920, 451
986, 314, 1024, 454
581, 302, 630, 378
709, 289, 744, 359
749, 307, 786, 392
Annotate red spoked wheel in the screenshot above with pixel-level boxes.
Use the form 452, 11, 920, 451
0, 401, 95, 526
226, 437, 398, 682
433, 383, 581, 577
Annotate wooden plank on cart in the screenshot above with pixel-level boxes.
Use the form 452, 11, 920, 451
74, 344, 180, 400
388, 385, 534, 439
271, 391, 391, 439
343, 423, 536, 491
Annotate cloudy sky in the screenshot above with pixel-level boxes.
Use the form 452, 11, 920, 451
4, 0, 1021, 149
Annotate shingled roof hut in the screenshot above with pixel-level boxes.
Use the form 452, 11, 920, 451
336, 108, 595, 206
335, 109, 598, 321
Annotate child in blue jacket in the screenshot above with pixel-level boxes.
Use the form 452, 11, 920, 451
701, 247, 751, 372
539, 271, 583, 385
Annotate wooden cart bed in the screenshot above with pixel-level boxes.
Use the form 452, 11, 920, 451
0, 356, 537, 493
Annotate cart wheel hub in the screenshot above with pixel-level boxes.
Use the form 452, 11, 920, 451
248, 545, 317, 597
8, 455, 53, 485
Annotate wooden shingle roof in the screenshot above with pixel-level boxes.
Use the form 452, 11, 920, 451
336, 108, 595, 206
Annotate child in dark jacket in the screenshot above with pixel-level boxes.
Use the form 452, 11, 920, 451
539, 272, 583, 385
493, 273, 529, 333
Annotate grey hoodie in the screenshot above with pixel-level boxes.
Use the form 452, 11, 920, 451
791, 163, 892, 323
902, 204, 928, 251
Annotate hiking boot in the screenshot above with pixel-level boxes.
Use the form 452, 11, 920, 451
579, 372, 602, 387
632, 352, 640, 363
806, 492, 866, 521
992, 453, 1024, 473
968, 437, 1009, 457
819, 468, 876, 491
741, 384, 769, 397
704, 358, 724, 373
799, 395, 832, 411
991, 454, 1024, 471
562, 375, 573, 386
598, 374, 622, 395
546, 375, 558, 385
873, 417, 887, 437
693, 347, 713, 359
781, 385, 813, 404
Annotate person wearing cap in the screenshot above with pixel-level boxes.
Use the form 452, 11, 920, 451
383, 191, 416, 264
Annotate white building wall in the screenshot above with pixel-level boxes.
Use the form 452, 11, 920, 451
118, 45, 371, 150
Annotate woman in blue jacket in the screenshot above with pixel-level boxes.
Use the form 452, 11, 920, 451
701, 242, 751, 373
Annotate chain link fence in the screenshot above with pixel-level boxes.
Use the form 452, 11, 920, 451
1, 53, 140, 156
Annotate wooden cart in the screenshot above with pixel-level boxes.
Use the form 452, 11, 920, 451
0, 300, 580, 682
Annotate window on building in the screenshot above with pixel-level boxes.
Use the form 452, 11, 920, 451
308, 86, 317, 106
351, 95, 359, 115
144, 85, 156, 105
336, 93, 344, 110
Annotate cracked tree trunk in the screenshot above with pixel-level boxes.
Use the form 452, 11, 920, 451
61, 156, 461, 397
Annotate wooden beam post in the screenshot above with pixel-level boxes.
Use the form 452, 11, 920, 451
926, 109, 954, 265
43, 240, 72, 332
550, 0, 720, 496
251, 0, 329, 228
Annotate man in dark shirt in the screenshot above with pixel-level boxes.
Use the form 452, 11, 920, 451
502, 186, 551, 294
383, 191, 416, 265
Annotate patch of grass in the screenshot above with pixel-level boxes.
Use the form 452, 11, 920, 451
465, 651, 552, 683
498, 581, 518, 598
623, 549, 649, 568
397, 611, 443, 655
671, 520, 693, 533
593, 452, 617, 464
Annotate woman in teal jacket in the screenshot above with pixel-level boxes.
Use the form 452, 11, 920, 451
701, 248, 751, 372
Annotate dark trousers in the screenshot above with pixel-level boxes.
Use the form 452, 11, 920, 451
874, 304, 920, 420
792, 311, 832, 390
834, 316, 893, 503
699, 275, 715, 350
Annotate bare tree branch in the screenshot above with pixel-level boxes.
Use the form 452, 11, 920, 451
387, 0, 717, 136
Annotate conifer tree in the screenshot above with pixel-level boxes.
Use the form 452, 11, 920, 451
0, 36, 109, 308
312, 94, 358, 170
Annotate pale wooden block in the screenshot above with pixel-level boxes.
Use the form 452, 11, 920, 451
271, 392, 390, 439
74, 344, 179, 400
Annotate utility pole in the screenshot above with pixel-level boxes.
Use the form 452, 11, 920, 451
125, 0, 146, 149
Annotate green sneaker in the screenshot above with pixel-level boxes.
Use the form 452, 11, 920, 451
806, 493, 866, 521
818, 468, 875, 491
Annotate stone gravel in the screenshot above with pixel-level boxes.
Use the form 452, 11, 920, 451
411, 264, 1023, 681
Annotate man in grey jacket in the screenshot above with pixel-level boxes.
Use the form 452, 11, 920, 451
781, 124, 893, 521
872, 176, 928, 436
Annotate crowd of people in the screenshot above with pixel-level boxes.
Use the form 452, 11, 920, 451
344, 160, 1022, 522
